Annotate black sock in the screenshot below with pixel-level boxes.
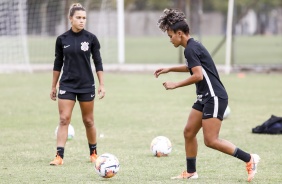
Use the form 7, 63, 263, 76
89, 143, 97, 155
56, 147, 64, 159
233, 148, 251, 162
186, 157, 196, 173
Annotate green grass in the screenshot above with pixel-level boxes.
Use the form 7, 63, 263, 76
1, 72, 282, 183
25, 35, 282, 65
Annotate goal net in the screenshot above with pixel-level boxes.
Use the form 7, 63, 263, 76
90, 0, 118, 64
0, 0, 120, 73
0, 0, 31, 73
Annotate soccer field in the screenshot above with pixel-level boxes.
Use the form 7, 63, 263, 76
26, 35, 282, 65
0, 72, 282, 183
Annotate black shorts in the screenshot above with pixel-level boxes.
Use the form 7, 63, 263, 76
58, 89, 95, 102
192, 96, 228, 121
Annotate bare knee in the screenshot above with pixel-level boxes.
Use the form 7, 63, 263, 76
59, 116, 71, 126
183, 127, 196, 140
204, 137, 217, 149
83, 118, 94, 128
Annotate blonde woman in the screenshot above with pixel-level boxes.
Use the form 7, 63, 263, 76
49, 3, 105, 165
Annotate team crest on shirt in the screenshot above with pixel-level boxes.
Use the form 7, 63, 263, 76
81, 42, 89, 51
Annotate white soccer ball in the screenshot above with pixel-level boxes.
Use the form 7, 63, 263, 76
223, 106, 231, 119
150, 136, 172, 157
55, 124, 75, 140
94, 153, 120, 178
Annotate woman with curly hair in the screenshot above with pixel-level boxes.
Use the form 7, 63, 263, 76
154, 9, 260, 182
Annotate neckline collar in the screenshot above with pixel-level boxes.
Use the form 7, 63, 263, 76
187, 37, 193, 44
70, 28, 84, 36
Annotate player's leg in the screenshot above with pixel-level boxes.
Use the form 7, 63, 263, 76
78, 92, 97, 162
172, 104, 202, 179
50, 92, 76, 166
202, 96, 238, 153
185, 108, 203, 169
202, 117, 236, 154
57, 99, 75, 146
202, 96, 260, 182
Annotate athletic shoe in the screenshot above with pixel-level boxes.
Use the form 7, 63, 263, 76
90, 150, 98, 163
50, 154, 63, 166
171, 171, 198, 179
246, 154, 260, 182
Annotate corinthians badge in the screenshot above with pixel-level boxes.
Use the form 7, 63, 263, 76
81, 41, 89, 51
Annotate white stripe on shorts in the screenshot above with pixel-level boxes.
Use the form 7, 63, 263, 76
202, 68, 215, 97
213, 96, 219, 118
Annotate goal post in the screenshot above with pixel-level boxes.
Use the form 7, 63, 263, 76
225, 0, 235, 74
117, 0, 125, 64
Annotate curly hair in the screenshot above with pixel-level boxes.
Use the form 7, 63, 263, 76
157, 9, 189, 34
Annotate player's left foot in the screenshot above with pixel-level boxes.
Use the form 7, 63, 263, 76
50, 154, 63, 166
246, 154, 260, 182
90, 150, 98, 163
171, 171, 198, 179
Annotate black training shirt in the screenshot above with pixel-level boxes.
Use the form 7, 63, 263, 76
53, 28, 103, 93
184, 38, 228, 104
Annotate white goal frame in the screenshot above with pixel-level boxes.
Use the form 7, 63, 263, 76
225, 0, 234, 74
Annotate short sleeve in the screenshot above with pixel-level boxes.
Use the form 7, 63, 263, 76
184, 47, 201, 69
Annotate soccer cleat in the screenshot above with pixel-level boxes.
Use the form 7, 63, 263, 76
171, 171, 198, 179
246, 154, 260, 182
90, 150, 98, 163
50, 154, 63, 166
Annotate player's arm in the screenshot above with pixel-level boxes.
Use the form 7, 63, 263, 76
50, 37, 63, 101
50, 71, 60, 101
91, 35, 105, 99
96, 71, 105, 99
154, 65, 189, 78
168, 65, 189, 72
162, 66, 203, 90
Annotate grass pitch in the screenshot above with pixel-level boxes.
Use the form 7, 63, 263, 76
26, 35, 282, 65
0, 72, 282, 184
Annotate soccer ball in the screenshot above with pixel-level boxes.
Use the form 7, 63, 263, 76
94, 153, 120, 178
55, 124, 75, 140
150, 136, 172, 157
223, 106, 231, 119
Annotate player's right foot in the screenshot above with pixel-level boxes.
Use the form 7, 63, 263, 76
171, 171, 198, 179
50, 154, 63, 166
90, 150, 98, 163
246, 154, 260, 182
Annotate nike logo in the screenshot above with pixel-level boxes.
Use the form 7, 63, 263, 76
59, 90, 66, 95
64, 45, 70, 48
91, 94, 95, 97
204, 113, 211, 116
